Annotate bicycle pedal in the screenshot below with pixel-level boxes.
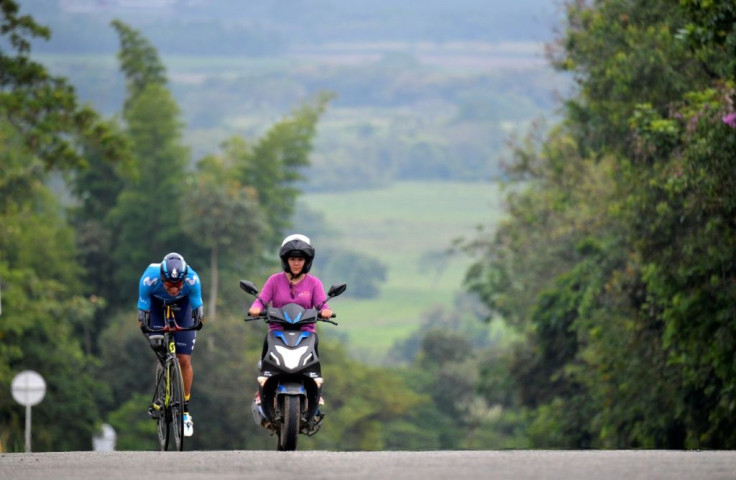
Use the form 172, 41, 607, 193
148, 401, 163, 419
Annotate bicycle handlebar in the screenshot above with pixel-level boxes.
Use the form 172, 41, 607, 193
140, 316, 204, 334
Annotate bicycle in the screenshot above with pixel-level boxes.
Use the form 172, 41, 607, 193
140, 303, 203, 451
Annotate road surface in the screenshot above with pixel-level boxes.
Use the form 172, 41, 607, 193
2, 450, 735, 480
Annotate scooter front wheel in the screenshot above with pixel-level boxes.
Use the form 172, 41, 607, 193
277, 395, 300, 451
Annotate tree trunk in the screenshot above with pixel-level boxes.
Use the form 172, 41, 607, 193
208, 244, 218, 321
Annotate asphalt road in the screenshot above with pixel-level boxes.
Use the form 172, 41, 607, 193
2, 450, 735, 480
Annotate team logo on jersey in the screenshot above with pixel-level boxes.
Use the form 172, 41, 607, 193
143, 276, 159, 286
186, 275, 199, 286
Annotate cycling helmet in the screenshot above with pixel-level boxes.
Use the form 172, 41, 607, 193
279, 234, 315, 274
160, 252, 188, 285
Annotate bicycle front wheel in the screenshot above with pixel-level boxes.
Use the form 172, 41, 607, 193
168, 358, 186, 451
155, 362, 169, 451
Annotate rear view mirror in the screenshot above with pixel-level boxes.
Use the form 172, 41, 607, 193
239, 280, 259, 296
327, 283, 347, 298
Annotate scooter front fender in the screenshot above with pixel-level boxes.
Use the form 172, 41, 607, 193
276, 382, 307, 396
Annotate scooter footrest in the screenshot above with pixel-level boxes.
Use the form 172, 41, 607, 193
302, 411, 325, 436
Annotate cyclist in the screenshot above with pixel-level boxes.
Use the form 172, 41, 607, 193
248, 234, 333, 404
138, 252, 204, 437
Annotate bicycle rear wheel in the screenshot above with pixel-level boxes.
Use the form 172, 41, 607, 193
155, 362, 169, 451
168, 358, 186, 451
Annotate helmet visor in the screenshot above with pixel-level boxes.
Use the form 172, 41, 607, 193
164, 279, 184, 288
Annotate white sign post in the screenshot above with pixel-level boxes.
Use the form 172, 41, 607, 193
11, 370, 47, 452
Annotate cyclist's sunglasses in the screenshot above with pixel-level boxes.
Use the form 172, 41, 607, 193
164, 279, 184, 288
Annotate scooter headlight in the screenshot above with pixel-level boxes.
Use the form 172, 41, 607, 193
275, 345, 309, 370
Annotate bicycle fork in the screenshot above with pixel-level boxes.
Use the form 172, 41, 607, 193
152, 340, 177, 414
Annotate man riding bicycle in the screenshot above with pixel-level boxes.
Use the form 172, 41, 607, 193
137, 252, 204, 437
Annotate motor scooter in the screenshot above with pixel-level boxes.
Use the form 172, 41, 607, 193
240, 279, 346, 451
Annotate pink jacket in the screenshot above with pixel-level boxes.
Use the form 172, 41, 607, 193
250, 272, 330, 332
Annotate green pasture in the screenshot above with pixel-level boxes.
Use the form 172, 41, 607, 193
300, 180, 506, 362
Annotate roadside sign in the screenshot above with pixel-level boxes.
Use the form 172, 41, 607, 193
11, 370, 46, 452
12, 370, 46, 406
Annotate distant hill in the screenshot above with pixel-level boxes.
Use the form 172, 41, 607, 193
22, 0, 568, 188
25, 0, 562, 56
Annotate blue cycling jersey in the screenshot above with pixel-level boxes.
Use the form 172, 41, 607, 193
137, 263, 203, 312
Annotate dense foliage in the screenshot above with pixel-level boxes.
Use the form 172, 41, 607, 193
465, 0, 736, 448
0, 0, 126, 450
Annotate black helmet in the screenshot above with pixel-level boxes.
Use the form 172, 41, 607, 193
160, 252, 188, 285
279, 234, 315, 274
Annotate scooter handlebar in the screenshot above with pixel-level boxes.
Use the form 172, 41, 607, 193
244, 312, 268, 322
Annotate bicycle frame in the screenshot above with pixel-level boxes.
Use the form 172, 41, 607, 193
158, 305, 179, 401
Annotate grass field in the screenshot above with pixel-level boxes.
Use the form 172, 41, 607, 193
299, 180, 506, 363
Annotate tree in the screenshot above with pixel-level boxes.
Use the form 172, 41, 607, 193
0, 119, 110, 450
67, 119, 129, 353
102, 21, 192, 309
0, 1, 125, 451
234, 93, 334, 245
111, 19, 167, 113
0, 0, 126, 170
0, 174, 107, 450
180, 89, 335, 318
678, 0, 736, 81
623, 87, 736, 446
465, 0, 736, 448
108, 83, 191, 305
182, 154, 267, 320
